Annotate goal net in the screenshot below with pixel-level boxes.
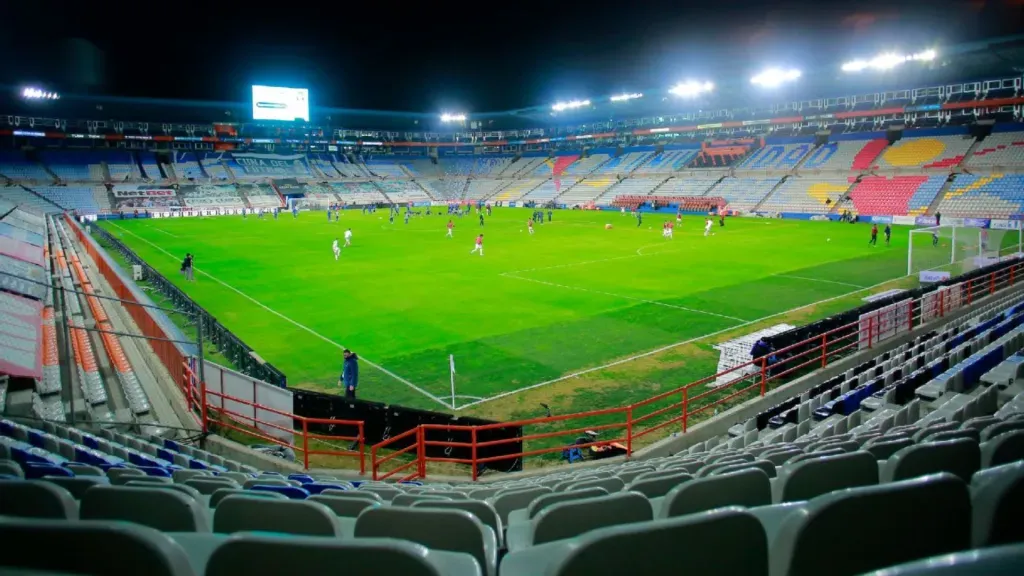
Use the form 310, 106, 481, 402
908, 224, 1022, 276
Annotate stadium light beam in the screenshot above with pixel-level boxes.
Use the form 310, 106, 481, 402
22, 87, 60, 100
750, 68, 801, 88
669, 81, 714, 98
551, 99, 591, 112
610, 92, 643, 102
841, 49, 937, 73
440, 113, 467, 123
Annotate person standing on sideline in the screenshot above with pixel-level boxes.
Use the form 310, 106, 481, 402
339, 350, 359, 400
869, 224, 878, 246
884, 223, 892, 246
184, 253, 195, 282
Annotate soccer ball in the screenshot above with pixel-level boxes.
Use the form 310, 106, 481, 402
520, 229, 523, 232
827, 238, 831, 242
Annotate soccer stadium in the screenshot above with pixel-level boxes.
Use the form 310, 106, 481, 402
4, 27, 1024, 575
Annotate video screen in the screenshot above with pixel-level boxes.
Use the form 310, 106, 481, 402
252, 85, 309, 122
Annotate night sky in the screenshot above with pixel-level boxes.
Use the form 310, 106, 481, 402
1, 0, 1022, 113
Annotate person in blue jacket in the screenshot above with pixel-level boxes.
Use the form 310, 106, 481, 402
339, 349, 359, 400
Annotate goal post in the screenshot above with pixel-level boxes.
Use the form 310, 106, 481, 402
908, 224, 1022, 276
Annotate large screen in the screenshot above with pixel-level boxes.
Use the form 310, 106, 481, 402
252, 85, 309, 122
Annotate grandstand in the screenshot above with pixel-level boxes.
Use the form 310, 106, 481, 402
846, 175, 947, 217
105, 152, 142, 182
656, 177, 720, 197
330, 181, 387, 204
714, 177, 782, 211
965, 131, 1024, 168
936, 174, 1024, 219
377, 180, 432, 203
873, 134, 975, 170
180, 185, 245, 209
139, 153, 165, 181
633, 150, 697, 174
563, 153, 611, 175
521, 178, 579, 203
366, 159, 411, 179
759, 177, 852, 214
609, 177, 667, 198
172, 152, 206, 181
42, 151, 105, 182
558, 176, 618, 205
494, 178, 544, 202
33, 186, 109, 214
199, 153, 232, 182
467, 179, 506, 200
0, 152, 53, 182
800, 139, 889, 172
595, 152, 653, 174
239, 184, 281, 208
738, 143, 812, 171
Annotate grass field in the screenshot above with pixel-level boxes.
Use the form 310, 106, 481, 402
101, 208, 926, 418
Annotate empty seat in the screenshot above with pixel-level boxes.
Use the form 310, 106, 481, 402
214, 497, 342, 537
859, 543, 1024, 576
357, 484, 403, 501
209, 489, 288, 508
881, 439, 981, 482
712, 460, 777, 479
411, 500, 504, 548
392, 493, 452, 507
308, 494, 381, 518
864, 438, 914, 460
249, 484, 310, 500
771, 473, 971, 576
41, 476, 109, 499
982, 430, 1024, 468
773, 452, 878, 503
506, 492, 653, 552
205, 533, 481, 576
125, 480, 203, 502
0, 517, 195, 576
565, 476, 624, 493
626, 472, 692, 498
660, 469, 771, 518
982, 420, 1024, 441
320, 488, 383, 503
0, 479, 78, 519
184, 478, 240, 495
106, 467, 146, 483
172, 469, 212, 483
487, 486, 552, 526
81, 485, 209, 532
355, 507, 497, 576
501, 507, 768, 576
971, 460, 1024, 547
65, 463, 103, 477
507, 487, 609, 527
242, 478, 291, 490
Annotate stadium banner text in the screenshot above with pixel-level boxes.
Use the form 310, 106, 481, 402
892, 216, 918, 225
991, 219, 1022, 230
914, 216, 938, 226
231, 153, 308, 176
112, 186, 176, 198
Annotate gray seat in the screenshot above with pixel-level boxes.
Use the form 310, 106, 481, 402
881, 438, 981, 483
41, 476, 109, 499
242, 478, 292, 490
960, 416, 1002, 434
184, 478, 239, 495
982, 430, 1024, 468
125, 481, 204, 502
970, 460, 1024, 547
114, 475, 172, 486
911, 422, 960, 443
761, 449, 804, 467
172, 469, 212, 484
81, 485, 210, 532
565, 476, 624, 494
0, 479, 78, 519
615, 466, 656, 484
927, 429, 981, 444
785, 448, 846, 465
626, 472, 692, 499
0, 517, 195, 576
658, 459, 703, 474
106, 467, 146, 483
711, 459, 777, 479
427, 490, 470, 500
982, 420, 1024, 442
208, 488, 288, 508
412, 500, 504, 548
358, 484, 404, 501
508, 487, 609, 526
773, 451, 878, 503
214, 497, 342, 536
486, 486, 552, 526
392, 493, 453, 507
660, 468, 771, 518
858, 543, 1024, 576
355, 507, 497, 576
205, 533, 482, 576
864, 438, 914, 460
309, 494, 382, 518
500, 506, 767, 576
505, 492, 652, 552
215, 472, 252, 484
771, 473, 971, 576
64, 463, 104, 477
321, 489, 384, 503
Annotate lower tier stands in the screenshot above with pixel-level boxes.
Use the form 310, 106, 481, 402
656, 177, 719, 197
139, 154, 164, 181
330, 182, 386, 204
0, 186, 60, 213
522, 179, 578, 203
558, 177, 617, 205
180, 185, 245, 209
937, 174, 1024, 219
172, 153, 205, 181
33, 186, 107, 214
759, 177, 852, 214
198, 154, 231, 182
715, 177, 781, 211
426, 178, 468, 200
377, 181, 432, 203
593, 152, 652, 174
495, 179, 543, 202
609, 177, 665, 197
873, 135, 974, 170
847, 175, 946, 217
965, 132, 1024, 168
467, 179, 504, 200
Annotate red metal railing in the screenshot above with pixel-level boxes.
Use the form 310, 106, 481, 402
373, 262, 1024, 481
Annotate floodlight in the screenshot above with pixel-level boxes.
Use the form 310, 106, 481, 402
22, 87, 60, 100
610, 93, 643, 102
841, 49, 938, 73
551, 99, 591, 112
669, 81, 714, 97
440, 113, 467, 123
750, 69, 801, 88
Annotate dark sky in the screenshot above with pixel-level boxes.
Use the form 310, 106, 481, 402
2, 0, 1022, 113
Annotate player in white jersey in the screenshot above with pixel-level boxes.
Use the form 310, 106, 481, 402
332, 238, 341, 260
527, 219, 534, 235
344, 228, 353, 247
704, 218, 712, 237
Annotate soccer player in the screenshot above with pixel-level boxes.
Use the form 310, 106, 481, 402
292, 205, 298, 218
389, 211, 395, 224
676, 211, 682, 225
479, 213, 485, 227
719, 214, 725, 227
332, 238, 341, 261
932, 230, 939, 247
667, 220, 674, 239
471, 233, 484, 256
527, 219, 534, 235
869, 224, 878, 246
446, 219, 454, 238
636, 211, 643, 228
884, 224, 892, 246
344, 228, 353, 247
704, 218, 712, 237
327, 208, 332, 221
404, 212, 410, 225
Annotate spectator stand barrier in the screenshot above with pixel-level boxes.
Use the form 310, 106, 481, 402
371, 259, 1024, 481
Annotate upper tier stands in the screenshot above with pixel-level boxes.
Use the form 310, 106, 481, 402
105, 152, 141, 182
0, 152, 53, 182
873, 135, 974, 170
937, 174, 1024, 219
199, 154, 232, 182
172, 152, 205, 180
564, 154, 610, 175
800, 140, 888, 172
633, 150, 697, 174
656, 177, 719, 197
738, 143, 812, 171
848, 175, 946, 217
760, 177, 852, 214
593, 152, 652, 174
715, 177, 781, 211
309, 154, 342, 178
42, 152, 105, 182
366, 160, 410, 179
330, 182, 386, 204
965, 132, 1024, 168
139, 153, 164, 180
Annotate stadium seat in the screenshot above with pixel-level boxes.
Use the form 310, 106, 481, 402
505, 491, 652, 552
213, 496, 343, 536
970, 460, 1024, 547
859, 544, 1024, 576
659, 469, 772, 518
626, 471, 693, 498
880, 439, 981, 482
772, 451, 878, 502
80, 485, 209, 532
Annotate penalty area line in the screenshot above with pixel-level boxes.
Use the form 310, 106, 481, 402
455, 273, 903, 412
106, 222, 452, 410
776, 274, 866, 288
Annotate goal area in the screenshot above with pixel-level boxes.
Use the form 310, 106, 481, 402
908, 224, 1022, 276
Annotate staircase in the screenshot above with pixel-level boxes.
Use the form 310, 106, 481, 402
925, 174, 969, 216
481, 180, 516, 202
750, 176, 791, 212
647, 175, 681, 196
268, 180, 287, 207
372, 181, 396, 204
99, 161, 113, 183
41, 162, 60, 184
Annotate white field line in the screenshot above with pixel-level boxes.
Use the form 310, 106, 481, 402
455, 273, 905, 411
500, 272, 748, 322
153, 227, 179, 238
776, 274, 867, 288
106, 223, 452, 409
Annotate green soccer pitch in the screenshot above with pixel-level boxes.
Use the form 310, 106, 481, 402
99, 208, 922, 415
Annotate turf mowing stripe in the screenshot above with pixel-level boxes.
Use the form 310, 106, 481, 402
455, 272, 903, 411
776, 274, 866, 288
106, 222, 452, 409
500, 272, 749, 322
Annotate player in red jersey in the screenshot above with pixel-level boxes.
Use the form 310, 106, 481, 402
446, 219, 454, 238
470, 233, 484, 256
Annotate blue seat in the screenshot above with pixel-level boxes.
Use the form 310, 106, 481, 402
135, 466, 171, 478
250, 484, 310, 500
304, 483, 347, 495
25, 464, 74, 479
288, 474, 314, 484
